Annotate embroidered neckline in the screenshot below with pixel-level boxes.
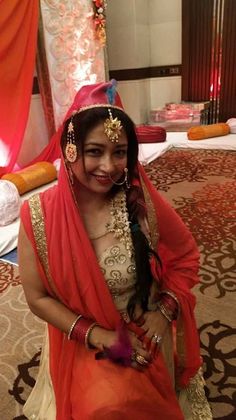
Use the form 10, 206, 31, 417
106, 189, 133, 258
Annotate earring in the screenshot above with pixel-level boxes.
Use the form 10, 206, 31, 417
65, 118, 77, 163
124, 167, 130, 189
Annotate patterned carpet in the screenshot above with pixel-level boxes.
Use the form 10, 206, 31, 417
0, 147, 235, 419
145, 148, 236, 420
0, 261, 45, 420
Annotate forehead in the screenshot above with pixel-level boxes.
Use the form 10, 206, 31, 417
84, 121, 128, 146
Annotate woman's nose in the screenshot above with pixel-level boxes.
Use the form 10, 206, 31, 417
101, 155, 115, 172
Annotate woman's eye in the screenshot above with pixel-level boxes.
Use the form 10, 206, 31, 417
85, 149, 101, 155
115, 150, 127, 157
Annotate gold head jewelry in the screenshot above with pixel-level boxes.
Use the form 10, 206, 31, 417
104, 108, 123, 143
65, 119, 77, 163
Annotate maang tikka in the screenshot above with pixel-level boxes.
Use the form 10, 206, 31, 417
104, 108, 122, 143
65, 117, 77, 163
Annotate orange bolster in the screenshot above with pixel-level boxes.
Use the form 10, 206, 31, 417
2, 161, 57, 195
187, 123, 230, 140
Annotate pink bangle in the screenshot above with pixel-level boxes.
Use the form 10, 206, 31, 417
71, 317, 97, 347
67, 315, 83, 340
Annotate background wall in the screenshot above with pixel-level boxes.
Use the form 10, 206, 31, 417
19, 0, 182, 165
106, 0, 182, 123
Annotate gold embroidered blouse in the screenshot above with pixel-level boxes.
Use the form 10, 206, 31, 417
99, 243, 136, 315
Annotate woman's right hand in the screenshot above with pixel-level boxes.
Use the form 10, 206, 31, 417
89, 326, 151, 369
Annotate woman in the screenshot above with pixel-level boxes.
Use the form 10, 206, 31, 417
18, 80, 212, 419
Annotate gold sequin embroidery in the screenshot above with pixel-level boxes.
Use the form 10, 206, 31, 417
28, 194, 60, 299
186, 368, 213, 419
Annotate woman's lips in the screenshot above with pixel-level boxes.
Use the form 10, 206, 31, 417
92, 174, 113, 185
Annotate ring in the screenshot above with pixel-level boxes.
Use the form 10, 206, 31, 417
135, 353, 149, 366
152, 334, 162, 345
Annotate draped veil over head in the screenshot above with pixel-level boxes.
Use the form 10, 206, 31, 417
21, 80, 202, 419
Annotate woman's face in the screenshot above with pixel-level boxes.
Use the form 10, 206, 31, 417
70, 121, 128, 195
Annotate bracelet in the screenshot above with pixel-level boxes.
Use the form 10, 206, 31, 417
71, 317, 97, 345
160, 289, 180, 307
157, 302, 173, 322
159, 289, 180, 319
85, 322, 99, 349
67, 315, 83, 340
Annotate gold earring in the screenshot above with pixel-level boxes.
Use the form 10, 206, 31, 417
65, 118, 77, 163
124, 167, 130, 189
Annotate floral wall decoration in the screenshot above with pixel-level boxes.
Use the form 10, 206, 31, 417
40, 0, 106, 129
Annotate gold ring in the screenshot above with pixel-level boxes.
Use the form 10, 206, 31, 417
135, 354, 149, 366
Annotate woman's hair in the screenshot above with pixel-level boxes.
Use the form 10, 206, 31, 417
62, 106, 158, 320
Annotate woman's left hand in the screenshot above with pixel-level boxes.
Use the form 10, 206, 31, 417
140, 310, 170, 355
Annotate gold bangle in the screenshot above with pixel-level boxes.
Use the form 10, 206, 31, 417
85, 322, 99, 349
67, 315, 83, 340
157, 302, 173, 322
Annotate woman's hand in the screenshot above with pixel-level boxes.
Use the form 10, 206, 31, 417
89, 326, 151, 370
141, 310, 170, 355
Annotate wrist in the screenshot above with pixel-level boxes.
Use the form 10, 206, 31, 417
88, 326, 108, 350
157, 290, 180, 322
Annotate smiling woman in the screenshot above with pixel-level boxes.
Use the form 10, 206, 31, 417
70, 121, 128, 195
18, 80, 212, 419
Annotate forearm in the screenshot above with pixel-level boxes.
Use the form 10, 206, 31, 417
27, 294, 78, 336
28, 293, 115, 349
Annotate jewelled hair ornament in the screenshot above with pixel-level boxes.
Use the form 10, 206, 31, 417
65, 118, 77, 163
104, 108, 123, 143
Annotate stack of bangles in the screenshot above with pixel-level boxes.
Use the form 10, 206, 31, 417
157, 290, 180, 322
67, 315, 98, 348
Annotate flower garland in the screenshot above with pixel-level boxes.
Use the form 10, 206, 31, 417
92, 0, 107, 46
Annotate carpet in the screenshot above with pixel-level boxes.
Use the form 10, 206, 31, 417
145, 148, 236, 420
0, 148, 235, 419
0, 260, 45, 420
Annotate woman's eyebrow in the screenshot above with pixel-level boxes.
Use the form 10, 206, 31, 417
84, 142, 105, 147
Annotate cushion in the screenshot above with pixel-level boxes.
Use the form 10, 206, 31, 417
187, 123, 230, 140
226, 118, 236, 134
2, 161, 57, 195
0, 180, 21, 226
136, 125, 166, 143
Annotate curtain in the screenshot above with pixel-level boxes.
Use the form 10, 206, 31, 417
0, 0, 39, 177
182, 0, 236, 123
182, 0, 214, 103
36, 8, 55, 140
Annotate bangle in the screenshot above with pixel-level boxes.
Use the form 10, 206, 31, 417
157, 302, 173, 322
160, 289, 180, 306
159, 290, 180, 319
85, 322, 99, 349
71, 317, 98, 347
67, 315, 83, 340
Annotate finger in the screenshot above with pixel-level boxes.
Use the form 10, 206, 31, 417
131, 361, 145, 371
136, 347, 152, 362
149, 339, 157, 357
141, 335, 151, 350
